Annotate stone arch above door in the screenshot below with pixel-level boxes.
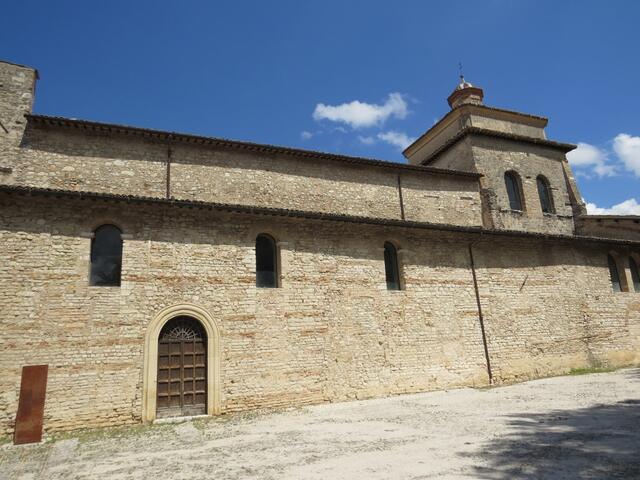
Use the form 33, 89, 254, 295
142, 304, 221, 422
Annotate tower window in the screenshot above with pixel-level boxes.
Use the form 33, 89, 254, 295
384, 242, 401, 290
90, 224, 123, 286
504, 171, 524, 211
607, 254, 621, 293
630, 256, 640, 292
536, 175, 554, 213
256, 234, 279, 288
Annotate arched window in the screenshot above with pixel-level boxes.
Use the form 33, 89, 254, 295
90, 224, 123, 286
536, 175, 554, 213
256, 234, 278, 288
504, 171, 524, 211
630, 256, 640, 292
607, 254, 621, 293
384, 242, 401, 290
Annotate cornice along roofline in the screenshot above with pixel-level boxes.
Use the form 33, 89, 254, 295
1, 185, 637, 246
403, 103, 550, 158
418, 127, 576, 166
26, 114, 482, 179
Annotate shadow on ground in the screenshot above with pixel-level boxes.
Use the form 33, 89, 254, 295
467, 383, 640, 479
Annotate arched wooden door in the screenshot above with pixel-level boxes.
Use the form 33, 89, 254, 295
156, 316, 207, 418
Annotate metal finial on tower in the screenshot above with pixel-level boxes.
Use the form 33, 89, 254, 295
455, 62, 473, 90
448, 65, 484, 109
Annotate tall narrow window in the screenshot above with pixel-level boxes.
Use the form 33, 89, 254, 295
90, 224, 123, 286
607, 254, 621, 292
384, 242, 401, 290
256, 234, 278, 288
504, 171, 523, 211
536, 175, 554, 213
630, 256, 640, 292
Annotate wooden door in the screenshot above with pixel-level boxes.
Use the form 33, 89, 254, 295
157, 316, 207, 418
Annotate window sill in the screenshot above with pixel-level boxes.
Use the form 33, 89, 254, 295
500, 208, 525, 216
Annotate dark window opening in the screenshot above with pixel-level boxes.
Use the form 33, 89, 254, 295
384, 242, 401, 290
256, 234, 278, 288
90, 224, 123, 286
504, 171, 523, 211
536, 175, 554, 213
607, 254, 621, 293
630, 256, 640, 292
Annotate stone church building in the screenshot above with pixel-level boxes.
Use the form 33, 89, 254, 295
1, 59, 639, 436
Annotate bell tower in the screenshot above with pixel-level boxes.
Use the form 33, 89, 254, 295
403, 77, 586, 235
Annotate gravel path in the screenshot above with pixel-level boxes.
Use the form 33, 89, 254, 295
2, 368, 639, 479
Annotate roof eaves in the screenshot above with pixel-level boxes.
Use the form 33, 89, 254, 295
2, 185, 638, 246
403, 104, 549, 157
578, 215, 640, 222
420, 127, 576, 166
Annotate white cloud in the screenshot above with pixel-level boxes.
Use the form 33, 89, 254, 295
613, 133, 640, 177
312, 93, 409, 129
585, 198, 640, 215
566, 142, 617, 178
357, 135, 376, 146
377, 130, 416, 150
300, 130, 313, 140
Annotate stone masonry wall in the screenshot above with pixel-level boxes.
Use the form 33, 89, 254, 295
473, 237, 640, 381
170, 143, 481, 225
470, 136, 577, 236
0, 61, 36, 147
1, 193, 639, 435
0, 62, 37, 188
15, 125, 168, 196
577, 217, 640, 241
8, 124, 483, 226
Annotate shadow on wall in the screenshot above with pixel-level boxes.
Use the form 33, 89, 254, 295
466, 371, 640, 479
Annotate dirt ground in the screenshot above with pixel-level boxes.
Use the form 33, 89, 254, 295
2, 368, 639, 480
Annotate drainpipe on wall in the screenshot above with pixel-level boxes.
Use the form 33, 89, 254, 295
166, 134, 173, 199
468, 233, 493, 385
397, 173, 405, 221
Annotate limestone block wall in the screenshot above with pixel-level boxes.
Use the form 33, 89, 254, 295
470, 136, 576, 235
474, 237, 640, 381
467, 113, 546, 139
0, 61, 36, 148
0, 62, 38, 188
1, 193, 638, 436
14, 126, 168, 196
577, 217, 640, 241
7, 124, 484, 227
0, 193, 490, 436
169, 143, 402, 220
170, 143, 482, 225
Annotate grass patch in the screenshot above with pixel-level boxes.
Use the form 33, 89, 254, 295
46, 420, 176, 445
473, 364, 638, 391
568, 366, 618, 376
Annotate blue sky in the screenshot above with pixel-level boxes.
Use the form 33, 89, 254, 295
2, 1, 639, 213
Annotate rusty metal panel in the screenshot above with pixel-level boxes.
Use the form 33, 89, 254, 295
14, 365, 48, 445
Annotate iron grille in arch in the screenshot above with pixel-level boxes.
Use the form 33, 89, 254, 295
160, 317, 206, 341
